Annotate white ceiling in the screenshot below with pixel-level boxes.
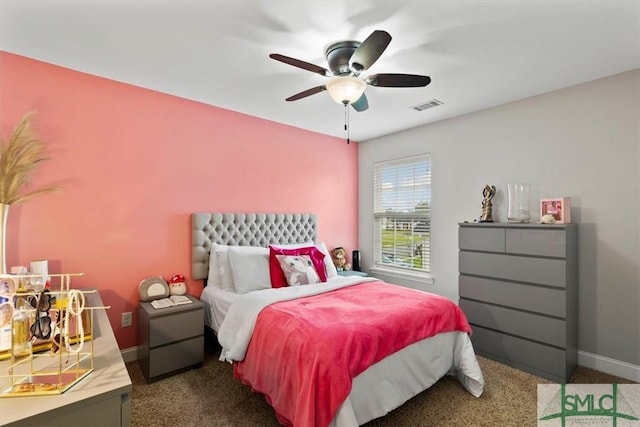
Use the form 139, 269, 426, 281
1, 1, 639, 142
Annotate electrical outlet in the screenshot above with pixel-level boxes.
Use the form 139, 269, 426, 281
122, 312, 133, 328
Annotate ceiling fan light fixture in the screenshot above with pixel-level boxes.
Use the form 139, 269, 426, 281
326, 77, 366, 105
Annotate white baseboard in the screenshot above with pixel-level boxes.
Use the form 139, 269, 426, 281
121, 346, 139, 364
578, 350, 640, 382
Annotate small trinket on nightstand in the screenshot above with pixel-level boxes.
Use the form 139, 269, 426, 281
168, 275, 187, 296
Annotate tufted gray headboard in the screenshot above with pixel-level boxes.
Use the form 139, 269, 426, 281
191, 213, 318, 281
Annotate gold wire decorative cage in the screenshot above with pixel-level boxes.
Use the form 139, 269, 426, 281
0, 273, 109, 397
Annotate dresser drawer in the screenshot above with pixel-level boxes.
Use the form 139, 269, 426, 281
460, 299, 566, 347
459, 251, 566, 288
149, 335, 204, 378
471, 326, 567, 380
506, 228, 566, 257
459, 275, 566, 318
459, 227, 505, 252
149, 308, 204, 347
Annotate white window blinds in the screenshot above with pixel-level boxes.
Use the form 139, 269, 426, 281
373, 155, 431, 273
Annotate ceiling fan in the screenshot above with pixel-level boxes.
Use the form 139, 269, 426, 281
269, 30, 431, 112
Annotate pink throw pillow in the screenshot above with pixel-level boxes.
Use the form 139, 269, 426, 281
269, 245, 327, 288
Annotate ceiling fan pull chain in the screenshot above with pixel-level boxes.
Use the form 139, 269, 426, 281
344, 103, 350, 144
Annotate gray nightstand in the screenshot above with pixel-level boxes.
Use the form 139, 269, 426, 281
138, 294, 204, 383
337, 270, 368, 277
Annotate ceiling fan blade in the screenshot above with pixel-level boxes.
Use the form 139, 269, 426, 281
269, 53, 331, 77
351, 93, 369, 112
285, 85, 327, 101
349, 30, 392, 73
366, 74, 431, 87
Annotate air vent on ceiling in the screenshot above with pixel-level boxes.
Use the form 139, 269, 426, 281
412, 99, 444, 111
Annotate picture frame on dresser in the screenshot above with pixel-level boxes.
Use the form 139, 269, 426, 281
540, 197, 571, 223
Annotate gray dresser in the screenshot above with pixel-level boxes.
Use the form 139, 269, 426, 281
138, 295, 204, 382
458, 222, 578, 382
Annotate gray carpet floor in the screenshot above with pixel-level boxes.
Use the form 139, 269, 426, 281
127, 347, 635, 427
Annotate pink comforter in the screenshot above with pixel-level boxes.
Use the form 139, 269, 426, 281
233, 281, 472, 427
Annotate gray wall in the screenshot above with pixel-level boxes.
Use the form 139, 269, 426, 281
358, 69, 640, 367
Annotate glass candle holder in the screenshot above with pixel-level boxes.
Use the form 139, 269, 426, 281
12, 309, 32, 357
507, 183, 531, 223
30, 260, 49, 291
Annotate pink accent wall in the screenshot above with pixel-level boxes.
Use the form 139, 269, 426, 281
0, 52, 358, 349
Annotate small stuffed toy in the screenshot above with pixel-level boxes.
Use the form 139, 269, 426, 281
168, 274, 187, 296
331, 247, 350, 271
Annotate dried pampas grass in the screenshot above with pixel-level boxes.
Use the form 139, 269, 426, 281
0, 112, 61, 205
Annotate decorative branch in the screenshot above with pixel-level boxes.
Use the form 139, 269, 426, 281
0, 112, 61, 204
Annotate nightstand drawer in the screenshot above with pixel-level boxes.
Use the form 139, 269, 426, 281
149, 335, 204, 378
149, 308, 204, 347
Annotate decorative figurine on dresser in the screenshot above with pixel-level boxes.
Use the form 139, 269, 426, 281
458, 222, 578, 382
479, 184, 496, 223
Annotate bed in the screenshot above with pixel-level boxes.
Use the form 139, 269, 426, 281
192, 212, 484, 427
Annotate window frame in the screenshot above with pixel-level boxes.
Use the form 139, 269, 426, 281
371, 154, 431, 278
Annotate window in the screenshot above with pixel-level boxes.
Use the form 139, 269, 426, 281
373, 154, 431, 274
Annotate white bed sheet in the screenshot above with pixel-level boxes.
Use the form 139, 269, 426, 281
201, 275, 353, 334
200, 285, 237, 333
332, 331, 483, 426
202, 279, 484, 426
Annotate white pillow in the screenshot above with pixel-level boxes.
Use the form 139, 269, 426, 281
210, 244, 234, 292
207, 244, 221, 287
271, 241, 337, 279
227, 246, 271, 294
317, 242, 338, 278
